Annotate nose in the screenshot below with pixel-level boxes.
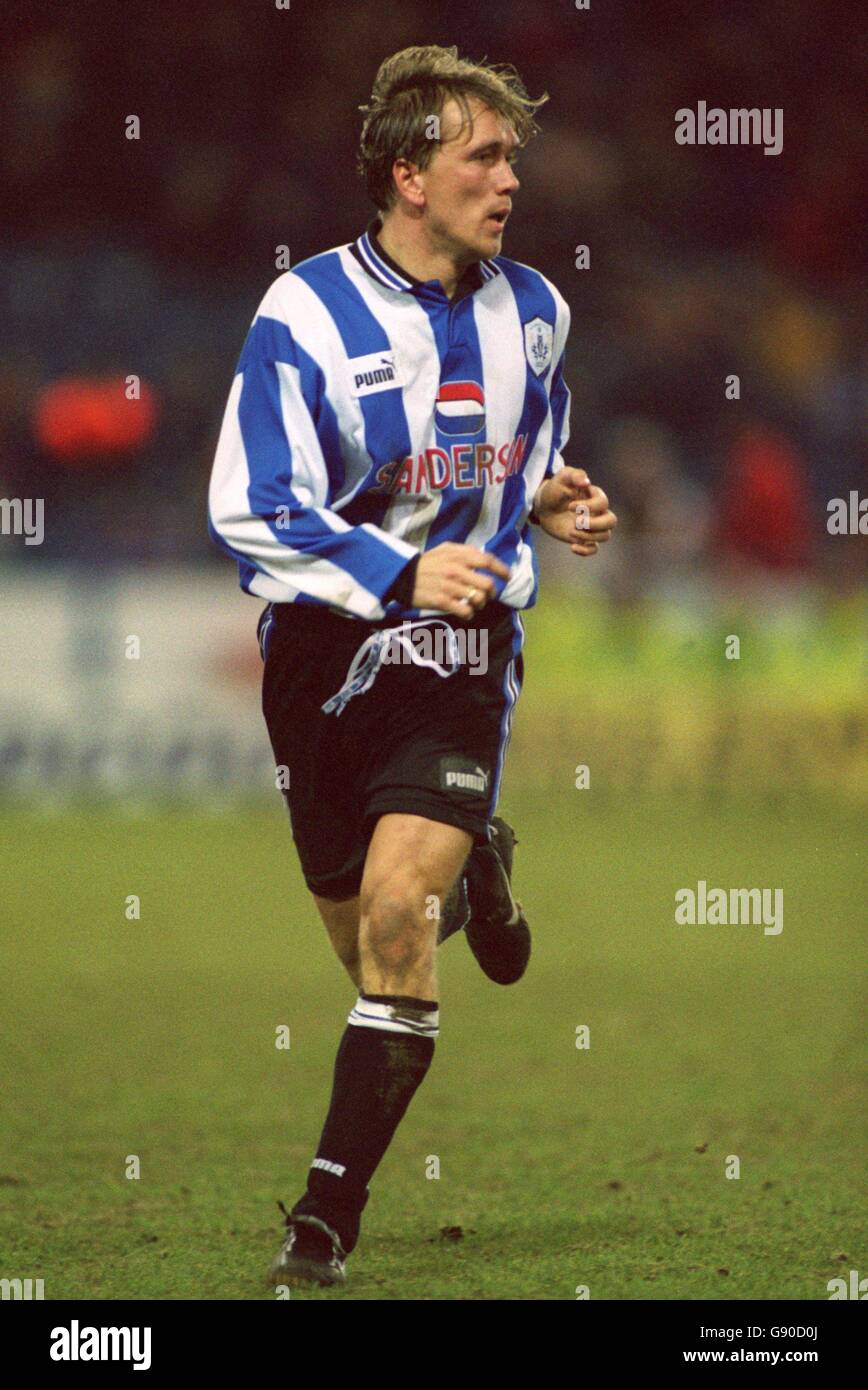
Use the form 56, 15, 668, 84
499, 159, 520, 195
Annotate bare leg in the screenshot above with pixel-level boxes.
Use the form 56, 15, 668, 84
313, 893, 361, 988
358, 813, 472, 1001
314, 818, 471, 992
284, 815, 472, 1259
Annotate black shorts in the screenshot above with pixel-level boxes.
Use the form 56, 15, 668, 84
259, 599, 525, 899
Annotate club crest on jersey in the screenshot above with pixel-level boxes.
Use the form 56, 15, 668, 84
435, 380, 485, 436
523, 316, 554, 377
348, 349, 403, 397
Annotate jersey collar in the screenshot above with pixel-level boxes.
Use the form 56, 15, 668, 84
350, 216, 501, 301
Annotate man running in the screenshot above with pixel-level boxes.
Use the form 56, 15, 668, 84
208, 43, 616, 1288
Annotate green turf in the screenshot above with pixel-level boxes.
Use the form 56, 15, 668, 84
1, 790, 864, 1301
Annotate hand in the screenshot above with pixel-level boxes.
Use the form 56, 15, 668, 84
412, 543, 511, 619
533, 467, 618, 555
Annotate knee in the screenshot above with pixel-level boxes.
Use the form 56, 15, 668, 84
359, 876, 431, 974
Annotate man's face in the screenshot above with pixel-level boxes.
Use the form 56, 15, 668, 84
416, 98, 520, 262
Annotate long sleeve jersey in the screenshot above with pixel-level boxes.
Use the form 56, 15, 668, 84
208, 218, 572, 622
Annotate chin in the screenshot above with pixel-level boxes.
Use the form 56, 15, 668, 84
478, 231, 503, 257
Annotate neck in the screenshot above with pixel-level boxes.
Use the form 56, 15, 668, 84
377, 209, 474, 301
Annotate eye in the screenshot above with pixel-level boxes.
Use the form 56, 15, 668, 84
475, 149, 518, 166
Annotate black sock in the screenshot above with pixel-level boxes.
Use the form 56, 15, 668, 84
291, 993, 438, 1254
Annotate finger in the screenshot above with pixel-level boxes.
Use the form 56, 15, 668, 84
570, 541, 598, 555
448, 568, 496, 598
474, 552, 511, 580
570, 493, 612, 518
444, 579, 490, 611
558, 467, 590, 491
575, 510, 618, 533
433, 584, 480, 618
585, 488, 610, 515
450, 546, 511, 580
569, 495, 607, 514
438, 597, 475, 619
442, 596, 478, 618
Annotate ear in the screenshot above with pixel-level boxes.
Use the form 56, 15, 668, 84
392, 158, 426, 210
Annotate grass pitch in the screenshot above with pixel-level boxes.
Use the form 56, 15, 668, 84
1, 790, 863, 1300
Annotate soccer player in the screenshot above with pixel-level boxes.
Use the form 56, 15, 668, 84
208, 44, 617, 1288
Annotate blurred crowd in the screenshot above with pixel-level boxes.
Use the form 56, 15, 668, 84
0, 0, 864, 596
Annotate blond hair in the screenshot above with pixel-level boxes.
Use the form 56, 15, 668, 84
357, 44, 547, 211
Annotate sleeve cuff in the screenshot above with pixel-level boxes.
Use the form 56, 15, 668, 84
382, 553, 420, 607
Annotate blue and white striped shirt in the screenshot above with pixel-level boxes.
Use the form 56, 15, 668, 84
208, 219, 571, 621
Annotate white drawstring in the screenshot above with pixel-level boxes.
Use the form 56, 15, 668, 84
321, 619, 461, 717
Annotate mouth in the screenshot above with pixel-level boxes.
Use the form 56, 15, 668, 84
486, 210, 509, 230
